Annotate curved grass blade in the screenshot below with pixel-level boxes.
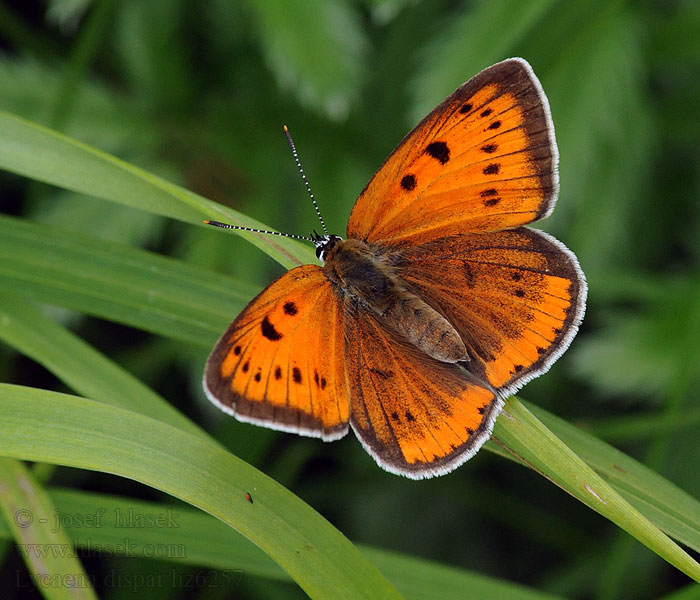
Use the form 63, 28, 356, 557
492, 397, 700, 582
0, 384, 403, 600
0, 214, 254, 345
0, 459, 97, 600
0, 110, 315, 268
527, 403, 700, 553
0, 488, 566, 600
0, 289, 207, 439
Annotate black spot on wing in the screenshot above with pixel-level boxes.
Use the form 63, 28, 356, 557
483, 163, 500, 175
283, 301, 298, 316
459, 103, 472, 114
261, 316, 283, 341
292, 367, 302, 384
274, 366, 282, 380
487, 120, 501, 130
424, 141, 450, 165
481, 143, 498, 153
401, 174, 417, 191
480, 108, 492, 117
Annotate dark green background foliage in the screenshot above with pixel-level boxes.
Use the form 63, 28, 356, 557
1, 1, 699, 598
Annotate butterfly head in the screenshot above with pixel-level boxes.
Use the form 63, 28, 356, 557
311, 231, 342, 263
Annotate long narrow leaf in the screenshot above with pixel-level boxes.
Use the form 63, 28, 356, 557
0, 110, 315, 267
493, 398, 700, 581
0, 384, 403, 600
0, 488, 565, 600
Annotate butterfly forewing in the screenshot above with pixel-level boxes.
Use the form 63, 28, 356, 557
391, 228, 586, 395
204, 265, 350, 440
347, 58, 558, 246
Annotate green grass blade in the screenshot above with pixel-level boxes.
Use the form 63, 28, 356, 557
528, 403, 700, 552
0, 289, 206, 439
0, 214, 254, 345
0, 459, 97, 600
0, 384, 403, 600
492, 398, 700, 582
0, 110, 315, 267
0, 488, 565, 600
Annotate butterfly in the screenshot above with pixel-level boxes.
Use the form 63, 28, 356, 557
203, 58, 586, 479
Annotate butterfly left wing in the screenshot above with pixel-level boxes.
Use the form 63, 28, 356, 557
204, 265, 350, 441
345, 308, 500, 479
347, 58, 558, 247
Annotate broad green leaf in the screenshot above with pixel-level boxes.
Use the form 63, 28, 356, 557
0, 384, 403, 600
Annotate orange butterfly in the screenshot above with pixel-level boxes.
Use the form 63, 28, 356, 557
203, 58, 586, 479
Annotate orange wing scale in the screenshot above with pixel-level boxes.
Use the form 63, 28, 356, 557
348, 59, 557, 246
391, 227, 585, 395
204, 265, 350, 440
346, 311, 500, 478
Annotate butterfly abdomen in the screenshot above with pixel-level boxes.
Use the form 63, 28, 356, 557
324, 238, 467, 364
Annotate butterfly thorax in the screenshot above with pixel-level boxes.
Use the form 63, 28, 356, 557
323, 238, 467, 364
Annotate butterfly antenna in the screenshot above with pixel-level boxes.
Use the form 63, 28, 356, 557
203, 220, 314, 243
284, 125, 329, 236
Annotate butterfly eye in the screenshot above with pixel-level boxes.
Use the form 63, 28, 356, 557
315, 234, 342, 262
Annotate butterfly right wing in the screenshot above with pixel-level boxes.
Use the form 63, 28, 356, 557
345, 308, 500, 479
347, 58, 558, 247
204, 265, 350, 441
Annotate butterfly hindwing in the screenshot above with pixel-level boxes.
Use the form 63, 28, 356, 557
345, 308, 500, 479
347, 58, 558, 246
203, 265, 350, 440
390, 227, 586, 395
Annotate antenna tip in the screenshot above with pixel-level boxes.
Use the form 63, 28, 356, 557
203, 220, 211, 224
283, 125, 288, 132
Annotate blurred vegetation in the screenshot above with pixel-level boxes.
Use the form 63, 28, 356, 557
0, 0, 699, 599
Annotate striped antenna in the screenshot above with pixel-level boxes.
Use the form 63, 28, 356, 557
204, 126, 330, 244
284, 125, 328, 236
203, 220, 314, 243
